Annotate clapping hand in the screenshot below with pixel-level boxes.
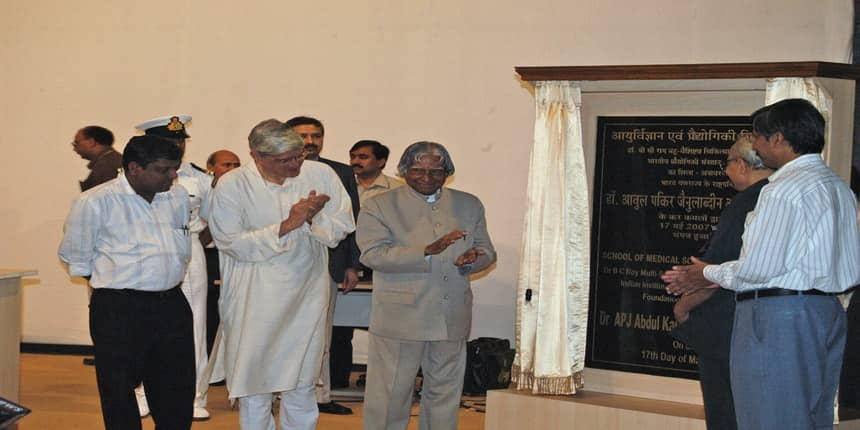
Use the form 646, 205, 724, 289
300, 190, 330, 223
455, 247, 485, 266
424, 230, 467, 256
280, 190, 331, 236
662, 256, 714, 296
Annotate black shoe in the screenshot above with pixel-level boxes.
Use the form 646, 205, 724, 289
82, 357, 96, 366
209, 379, 226, 386
317, 401, 353, 415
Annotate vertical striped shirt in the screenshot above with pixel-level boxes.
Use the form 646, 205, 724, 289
703, 154, 860, 293
58, 174, 191, 291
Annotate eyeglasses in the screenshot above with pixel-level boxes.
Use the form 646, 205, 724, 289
406, 167, 447, 179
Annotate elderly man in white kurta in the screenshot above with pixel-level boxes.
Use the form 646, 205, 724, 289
205, 119, 355, 430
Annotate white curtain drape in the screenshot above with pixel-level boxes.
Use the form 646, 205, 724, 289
764, 77, 833, 159
512, 81, 590, 395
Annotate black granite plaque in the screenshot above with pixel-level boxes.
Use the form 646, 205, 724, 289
585, 116, 751, 379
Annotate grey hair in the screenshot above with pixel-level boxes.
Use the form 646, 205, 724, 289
248, 119, 303, 155
733, 133, 767, 170
396, 141, 455, 177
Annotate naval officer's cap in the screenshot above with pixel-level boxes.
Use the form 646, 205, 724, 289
135, 114, 192, 139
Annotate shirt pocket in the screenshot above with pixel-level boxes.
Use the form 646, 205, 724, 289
169, 224, 192, 262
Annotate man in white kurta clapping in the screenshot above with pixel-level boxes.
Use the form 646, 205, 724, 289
204, 119, 355, 430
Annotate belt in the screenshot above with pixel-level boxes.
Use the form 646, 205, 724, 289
96, 284, 182, 298
736, 287, 836, 302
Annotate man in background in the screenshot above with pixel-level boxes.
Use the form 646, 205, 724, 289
350, 140, 402, 204
286, 116, 360, 415
72, 125, 122, 192
69, 125, 123, 367
345, 140, 403, 386
206, 150, 241, 187
204, 149, 241, 354
350, 140, 402, 283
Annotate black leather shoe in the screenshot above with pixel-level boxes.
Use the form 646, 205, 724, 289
317, 401, 353, 415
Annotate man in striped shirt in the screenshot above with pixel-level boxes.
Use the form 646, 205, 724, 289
664, 98, 860, 429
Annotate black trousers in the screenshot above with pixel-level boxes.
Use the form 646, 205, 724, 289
841, 290, 860, 408
204, 247, 220, 354
90, 286, 195, 430
330, 327, 354, 388
670, 289, 737, 430
698, 353, 737, 430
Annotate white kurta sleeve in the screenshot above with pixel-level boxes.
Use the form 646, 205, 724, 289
307, 172, 355, 248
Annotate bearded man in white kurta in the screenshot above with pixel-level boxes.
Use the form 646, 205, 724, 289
206, 119, 355, 430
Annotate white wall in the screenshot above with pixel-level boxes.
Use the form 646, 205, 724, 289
0, 0, 852, 345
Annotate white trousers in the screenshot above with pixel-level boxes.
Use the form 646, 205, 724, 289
315, 278, 338, 403
181, 234, 208, 408
239, 385, 319, 430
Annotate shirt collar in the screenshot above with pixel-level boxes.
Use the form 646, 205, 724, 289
404, 185, 442, 204
404, 185, 443, 203
361, 173, 394, 191
425, 188, 442, 203
117, 172, 174, 202
768, 153, 823, 183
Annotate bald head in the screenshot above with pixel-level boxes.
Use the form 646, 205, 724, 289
207, 150, 241, 180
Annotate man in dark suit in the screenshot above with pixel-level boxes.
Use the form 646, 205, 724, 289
667, 135, 772, 430
286, 116, 360, 415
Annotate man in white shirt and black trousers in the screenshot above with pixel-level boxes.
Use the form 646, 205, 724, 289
664, 98, 860, 429
59, 135, 195, 430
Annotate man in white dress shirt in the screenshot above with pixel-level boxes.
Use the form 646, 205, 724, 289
205, 119, 355, 429
135, 114, 214, 420
664, 99, 860, 429
59, 135, 194, 430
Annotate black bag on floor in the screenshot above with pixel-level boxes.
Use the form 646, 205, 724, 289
462, 337, 515, 395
